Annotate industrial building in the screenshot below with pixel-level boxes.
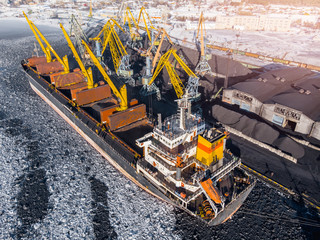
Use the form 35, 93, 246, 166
222, 67, 320, 141
215, 15, 291, 32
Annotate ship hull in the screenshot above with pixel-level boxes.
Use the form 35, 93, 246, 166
22, 63, 254, 226
209, 181, 255, 225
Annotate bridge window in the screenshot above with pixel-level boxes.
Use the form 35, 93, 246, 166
272, 114, 284, 126
240, 103, 251, 111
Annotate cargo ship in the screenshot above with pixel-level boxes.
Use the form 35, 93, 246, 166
21, 58, 255, 225
21, 13, 255, 225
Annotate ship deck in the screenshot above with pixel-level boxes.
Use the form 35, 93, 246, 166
114, 124, 154, 155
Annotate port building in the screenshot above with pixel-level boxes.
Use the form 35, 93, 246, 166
215, 15, 291, 32
222, 67, 320, 141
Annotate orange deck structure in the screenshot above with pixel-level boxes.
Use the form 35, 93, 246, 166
201, 178, 222, 204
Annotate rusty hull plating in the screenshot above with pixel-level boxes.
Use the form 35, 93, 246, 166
108, 104, 147, 131
36, 61, 64, 75
50, 70, 85, 88
75, 84, 112, 106
27, 56, 47, 67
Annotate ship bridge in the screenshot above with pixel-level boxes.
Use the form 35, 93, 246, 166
153, 97, 206, 150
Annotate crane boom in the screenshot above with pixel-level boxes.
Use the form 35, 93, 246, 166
69, 14, 90, 65
23, 12, 69, 73
111, 26, 127, 56
101, 27, 113, 57
146, 28, 173, 73
172, 51, 197, 78
196, 12, 205, 57
148, 49, 184, 98
195, 12, 211, 76
82, 40, 128, 111
91, 19, 126, 60
123, 7, 140, 40
148, 50, 171, 86
124, 7, 139, 29
137, 6, 155, 41
91, 18, 125, 42
60, 23, 93, 89
109, 29, 121, 72
89, 0, 92, 17
148, 49, 199, 99
23, 12, 51, 62
165, 61, 184, 98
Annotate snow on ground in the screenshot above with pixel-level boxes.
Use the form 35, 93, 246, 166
3, 4, 320, 67
168, 26, 320, 66
0, 19, 319, 240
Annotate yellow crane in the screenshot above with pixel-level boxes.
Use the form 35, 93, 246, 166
146, 28, 173, 73
148, 49, 199, 99
140, 28, 173, 99
91, 19, 125, 57
123, 7, 141, 41
60, 23, 94, 89
90, 19, 132, 80
109, 26, 132, 78
195, 12, 211, 76
82, 40, 128, 111
23, 12, 69, 73
89, 0, 93, 18
137, 6, 155, 42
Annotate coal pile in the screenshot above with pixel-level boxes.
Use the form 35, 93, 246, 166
212, 104, 306, 159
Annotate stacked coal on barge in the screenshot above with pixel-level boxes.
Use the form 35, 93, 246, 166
136, 96, 255, 225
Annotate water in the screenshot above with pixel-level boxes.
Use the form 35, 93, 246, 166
0, 19, 318, 239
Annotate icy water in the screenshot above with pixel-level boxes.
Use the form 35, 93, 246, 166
0, 19, 319, 239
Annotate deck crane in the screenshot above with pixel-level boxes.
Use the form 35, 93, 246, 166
82, 40, 128, 111
195, 12, 212, 76
108, 26, 134, 83
123, 7, 141, 42
146, 28, 173, 73
60, 23, 94, 89
69, 14, 91, 66
147, 48, 200, 100
23, 12, 69, 74
91, 19, 134, 85
90, 19, 125, 58
137, 6, 155, 42
117, 0, 127, 23
88, 0, 92, 18
141, 28, 173, 99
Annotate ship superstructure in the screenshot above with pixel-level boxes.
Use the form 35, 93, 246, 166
136, 96, 255, 224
